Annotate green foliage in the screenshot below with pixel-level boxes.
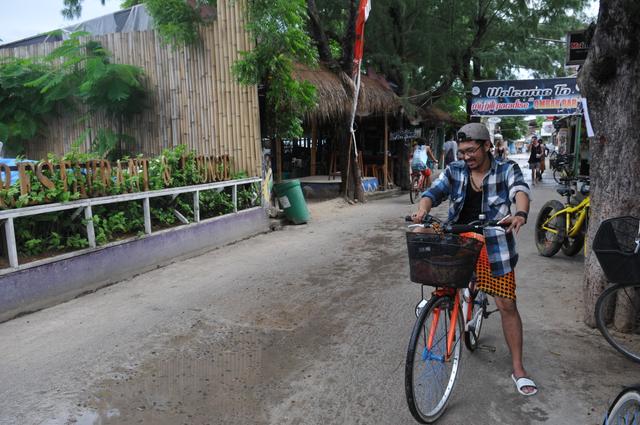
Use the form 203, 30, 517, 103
499, 117, 528, 141
0, 58, 59, 155
0, 33, 147, 156
144, 0, 216, 46
199, 189, 234, 218
365, 0, 592, 108
233, 0, 317, 139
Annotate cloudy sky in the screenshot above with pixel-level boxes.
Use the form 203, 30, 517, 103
0, 0, 123, 45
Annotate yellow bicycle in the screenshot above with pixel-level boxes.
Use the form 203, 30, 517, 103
535, 177, 590, 257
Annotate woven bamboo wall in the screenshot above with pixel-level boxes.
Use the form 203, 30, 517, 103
0, 0, 261, 177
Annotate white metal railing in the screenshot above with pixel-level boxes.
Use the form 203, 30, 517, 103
0, 177, 262, 270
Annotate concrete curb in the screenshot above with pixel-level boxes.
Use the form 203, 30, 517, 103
0, 207, 269, 322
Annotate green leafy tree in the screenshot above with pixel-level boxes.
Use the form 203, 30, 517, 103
499, 117, 528, 141
29, 33, 148, 158
366, 0, 592, 109
233, 0, 317, 140
0, 59, 60, 155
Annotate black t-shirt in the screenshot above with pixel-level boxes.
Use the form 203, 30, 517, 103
529, 144, 543, 163
458, 180, 483, 228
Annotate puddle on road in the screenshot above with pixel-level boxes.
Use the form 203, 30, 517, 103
58, 224, 400, 425
64, 308, 340, 425
68, 323, 278, 424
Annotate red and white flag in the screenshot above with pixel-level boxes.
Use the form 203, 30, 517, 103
353, 0, 371, 77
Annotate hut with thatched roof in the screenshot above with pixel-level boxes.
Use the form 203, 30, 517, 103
268, 64, 401, 194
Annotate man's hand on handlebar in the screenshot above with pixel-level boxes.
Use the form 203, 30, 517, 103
412, 208, 428, 224
499, 215, 526, 235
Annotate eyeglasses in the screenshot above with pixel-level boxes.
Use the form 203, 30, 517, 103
458, 144, 483, 157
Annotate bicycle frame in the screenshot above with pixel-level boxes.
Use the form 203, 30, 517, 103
425, 287, 460, 360
541, 196, 590, 238
412, 171, 427, 191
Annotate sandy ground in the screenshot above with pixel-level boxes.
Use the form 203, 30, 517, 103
1, 156, 638, 425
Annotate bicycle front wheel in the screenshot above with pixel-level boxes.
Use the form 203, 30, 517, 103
603, 386, 640, 425
595, 284, 640, 363
405, 295, 463, 423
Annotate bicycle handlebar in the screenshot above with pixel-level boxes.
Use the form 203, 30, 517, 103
404, 215, 503, 234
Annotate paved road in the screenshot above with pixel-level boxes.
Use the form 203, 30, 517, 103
1, 171, 637, 425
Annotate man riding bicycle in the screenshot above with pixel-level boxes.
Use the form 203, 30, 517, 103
412, 122, 537, 396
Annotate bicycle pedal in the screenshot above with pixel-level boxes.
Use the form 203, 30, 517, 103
484, 309, 499, 318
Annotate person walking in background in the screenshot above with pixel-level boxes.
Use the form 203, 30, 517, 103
539, 137, 547, 180
495, 138, 508, 161
528, 135, 543, 186
443, 133, 458, 167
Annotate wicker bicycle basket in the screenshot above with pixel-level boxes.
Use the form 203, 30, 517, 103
593, 216, 640, 285
406, 232, 483, 287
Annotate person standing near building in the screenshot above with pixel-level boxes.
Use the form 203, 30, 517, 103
528, 135, 543, 186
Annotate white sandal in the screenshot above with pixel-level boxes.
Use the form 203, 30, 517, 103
511, 373, 538, 396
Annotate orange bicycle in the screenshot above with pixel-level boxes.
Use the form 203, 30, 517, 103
404, 214, 502, 423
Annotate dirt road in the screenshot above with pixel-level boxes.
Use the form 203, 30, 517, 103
0, 180, 637, 424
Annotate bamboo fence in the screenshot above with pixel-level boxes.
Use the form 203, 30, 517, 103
0, 0, 261, 177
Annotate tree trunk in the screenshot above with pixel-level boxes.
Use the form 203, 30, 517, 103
306, 0, 363, 202
577, 0, 640, 327
337, 119, 365, 202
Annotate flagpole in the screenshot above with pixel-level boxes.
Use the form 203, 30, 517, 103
349, 65, 362, 161
346, 0, 369, 199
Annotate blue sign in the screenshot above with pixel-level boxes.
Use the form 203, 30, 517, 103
470, 77, 581, 116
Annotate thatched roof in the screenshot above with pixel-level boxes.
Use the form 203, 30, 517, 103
293, 65, 401, 122
420, 106, 459, 125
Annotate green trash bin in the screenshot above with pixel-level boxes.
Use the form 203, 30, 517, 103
274, 179, 310, 224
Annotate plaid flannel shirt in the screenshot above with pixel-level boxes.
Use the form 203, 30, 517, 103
422, 156, 531, 276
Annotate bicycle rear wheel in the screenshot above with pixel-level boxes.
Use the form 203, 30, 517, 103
405, 295, 463, 423
464, 290, 487, 351
595, 283, 640, 363
603, 386, 640, 425
410, 175, 421, 204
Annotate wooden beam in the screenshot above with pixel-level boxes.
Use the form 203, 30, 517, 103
311, 119, 318, 176
384, 112, 389, 188
275, 137, 283, 183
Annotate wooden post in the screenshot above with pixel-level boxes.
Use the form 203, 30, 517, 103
311, 119, 318, 176
193, 190, 200, 222
384, 112, 389, 189
84, 206, 96, 248
143, 197, 152, 235
232, 184, 238, 212
4, 218, 18, 268
275, 137, 283, 183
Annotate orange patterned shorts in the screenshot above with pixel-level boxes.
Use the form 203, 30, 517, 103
462, 232, 516, 301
